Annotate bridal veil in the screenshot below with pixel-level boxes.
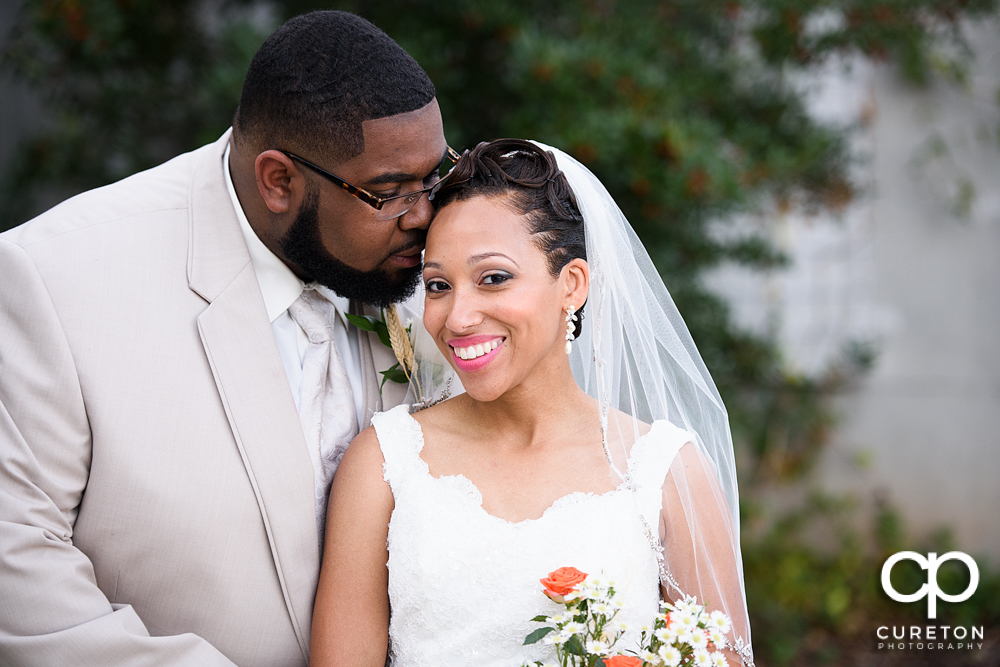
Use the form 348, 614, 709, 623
541, 142, 753, 666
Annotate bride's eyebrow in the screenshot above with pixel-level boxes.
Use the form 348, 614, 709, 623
468, 252, 518, 267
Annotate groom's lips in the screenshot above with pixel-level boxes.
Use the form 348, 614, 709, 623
388, 244, 424, 268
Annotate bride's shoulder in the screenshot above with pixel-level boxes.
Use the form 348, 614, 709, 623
603, 408, 697, 464
407, 394, 469, 439
339, 425, 390, 484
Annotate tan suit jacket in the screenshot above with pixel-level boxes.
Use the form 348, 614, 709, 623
0, 131, 410, 666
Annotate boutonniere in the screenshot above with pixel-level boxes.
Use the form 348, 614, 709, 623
346, 305, 421, 395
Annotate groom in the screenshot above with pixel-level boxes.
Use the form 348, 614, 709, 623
0, 11, 445, 667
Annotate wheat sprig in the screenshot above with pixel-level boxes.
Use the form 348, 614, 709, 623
385, 305, 421, 398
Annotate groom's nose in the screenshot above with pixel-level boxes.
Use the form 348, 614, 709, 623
397, 192, 433, 231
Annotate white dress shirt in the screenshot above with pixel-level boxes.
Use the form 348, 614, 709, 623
223, 144, 365, 428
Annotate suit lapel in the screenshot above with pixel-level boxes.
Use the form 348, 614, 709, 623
189, 131, 316, 662
351, 301, 382, 430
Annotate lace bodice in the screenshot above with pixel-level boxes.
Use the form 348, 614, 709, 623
372, 405, 689, 666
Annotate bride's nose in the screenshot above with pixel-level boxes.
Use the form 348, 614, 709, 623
444, 286, 485, 333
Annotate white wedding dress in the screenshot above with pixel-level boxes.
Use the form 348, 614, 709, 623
371, 404, 692, 667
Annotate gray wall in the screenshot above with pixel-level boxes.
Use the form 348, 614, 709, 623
827, 21, 1000, 562
708, 20, 1000, 562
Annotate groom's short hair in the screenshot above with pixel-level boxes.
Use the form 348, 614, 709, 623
233, 10, 436, 163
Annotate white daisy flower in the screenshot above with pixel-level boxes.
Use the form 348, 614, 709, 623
585, 639, 611, 656
593, 602, 613, 616
658, 645, 682, 667
562, 621, 586, 635
640, 624, 652, 633
550, 613, 569, 624
677, 611, 699, 629
541, 632, 563, 646
708, 629, 728, 649
709, 610, 732, 634
654, 626, 678, 643
676, 596, 701, 616
688, 628, 709, 650
640, 649, 659, 663
692, 649, 713, 666
710, 652, 729, 667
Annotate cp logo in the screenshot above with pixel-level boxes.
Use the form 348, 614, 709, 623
881, 551, 979, 619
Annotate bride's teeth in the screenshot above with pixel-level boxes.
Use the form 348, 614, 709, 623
454, 339, 503, 360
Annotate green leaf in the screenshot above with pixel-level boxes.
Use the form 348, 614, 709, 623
346, 313, 392, 349
522, 627, 554, 645
564, 634, 585, 656
372, 318, 392, 348
379, 364, 409, 390
345, 313, 379, 332
530, 615, 549, 623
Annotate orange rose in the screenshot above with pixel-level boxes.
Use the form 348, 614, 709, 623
540, 566, 588, 602
603, 657, 643, 667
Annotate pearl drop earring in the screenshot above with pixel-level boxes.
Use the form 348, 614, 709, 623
564, 305, 578, 354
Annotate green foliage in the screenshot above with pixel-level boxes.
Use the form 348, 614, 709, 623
2, 0, 265, 225
3, 1, 999, 665
523, 626, 554, 645
745, 497, 1000, 665
345, 313, 393, 348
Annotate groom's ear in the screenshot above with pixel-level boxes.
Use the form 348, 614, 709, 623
561, 258, 590, 308
255, 150, 300, 214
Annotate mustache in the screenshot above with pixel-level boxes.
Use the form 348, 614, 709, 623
387, 235, 426, 258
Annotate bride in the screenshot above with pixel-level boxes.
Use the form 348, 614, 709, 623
310, 139, 753, 667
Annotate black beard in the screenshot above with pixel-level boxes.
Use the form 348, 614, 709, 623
280, 191, 423, 309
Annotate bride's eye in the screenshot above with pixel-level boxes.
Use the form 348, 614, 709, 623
425, 278, 450, 293
481, 271, 513, 287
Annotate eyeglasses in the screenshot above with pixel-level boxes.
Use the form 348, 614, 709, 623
281, 147, 461, 220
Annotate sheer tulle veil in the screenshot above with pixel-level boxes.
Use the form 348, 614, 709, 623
538, 141, 754, 666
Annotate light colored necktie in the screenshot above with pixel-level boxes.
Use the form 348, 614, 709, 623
287, 286, 359, 539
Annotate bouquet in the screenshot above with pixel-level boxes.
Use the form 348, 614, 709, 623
522, 567, 733, 667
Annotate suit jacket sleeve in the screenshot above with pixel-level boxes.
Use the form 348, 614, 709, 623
0, 239, 237, 666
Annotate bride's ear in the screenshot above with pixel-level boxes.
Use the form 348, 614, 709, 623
561, 258, 589, 309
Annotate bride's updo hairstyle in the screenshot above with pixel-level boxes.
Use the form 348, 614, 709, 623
431, 139, 587, 337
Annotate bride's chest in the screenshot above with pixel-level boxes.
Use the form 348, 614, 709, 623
386, 473, 656, 586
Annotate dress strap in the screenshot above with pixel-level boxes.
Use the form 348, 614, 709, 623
370, 404, 426, 491
628, 420, 694, 529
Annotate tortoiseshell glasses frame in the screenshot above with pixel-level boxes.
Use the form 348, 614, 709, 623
280, 147, 462, 220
